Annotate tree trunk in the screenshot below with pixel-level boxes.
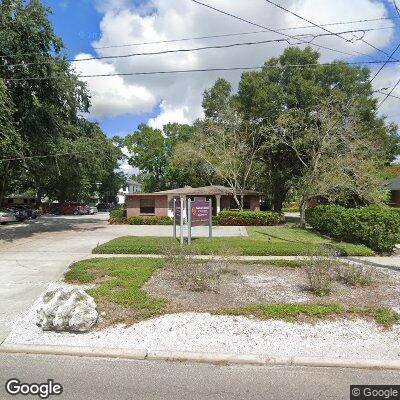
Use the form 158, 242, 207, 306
0, 161, 10, 207
299, 199, 307, 228
272, 186, 287, 212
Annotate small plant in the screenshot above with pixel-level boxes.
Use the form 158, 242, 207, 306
159, 242, 238, 293
185, 263, 221, 293
335, 262, 373, 287
305, 249, 338, 296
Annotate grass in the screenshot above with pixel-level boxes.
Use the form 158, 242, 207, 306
65, 257, 165, 320
216, 303, 400, 327
65, 257, 399, 327
92, 224, 374, 256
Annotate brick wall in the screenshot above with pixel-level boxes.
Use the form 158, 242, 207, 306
126, 195, 168, 217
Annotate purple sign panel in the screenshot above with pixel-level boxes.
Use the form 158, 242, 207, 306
191, 199, 211, 227
170, 197, 181, 224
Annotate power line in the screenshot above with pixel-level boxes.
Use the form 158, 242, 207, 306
377, 0, 400, 107
0, 17, 395, 60
189, 0, 380, 61
370, 42, 400, 82
263, 0, 397, 63
92, 22, 394, 50
3, 28, 377, 69
7, 59, 400, 82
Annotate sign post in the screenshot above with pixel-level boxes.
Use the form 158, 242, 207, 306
180, 197, 184, 245
208, 198, 212, 239
173, 198, 177, 239
187, 198, 192, 245
189, 197, 212, 240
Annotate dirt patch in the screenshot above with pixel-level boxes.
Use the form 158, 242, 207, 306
143, 262, 400, 313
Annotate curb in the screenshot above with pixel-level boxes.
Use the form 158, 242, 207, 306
1, 344, 400, 370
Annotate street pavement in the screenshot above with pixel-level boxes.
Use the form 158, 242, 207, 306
1, 353, 399, 400
0, 214, 244, 342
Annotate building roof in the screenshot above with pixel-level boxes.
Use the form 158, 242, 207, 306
386, 177, 400, 191
126, 179, 141, 186
127, 185, 263, 197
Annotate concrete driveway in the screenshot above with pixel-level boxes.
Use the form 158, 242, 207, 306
0, 214, 245, 342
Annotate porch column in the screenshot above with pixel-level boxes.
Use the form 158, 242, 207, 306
215, 195, 221, 214
167, 195, 174, 218
181, 195, 187, 223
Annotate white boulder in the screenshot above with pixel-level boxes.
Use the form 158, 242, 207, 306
37, 287, 98, 332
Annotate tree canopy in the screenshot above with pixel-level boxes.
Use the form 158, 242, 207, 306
0, 0, 121, 204
203, 46, 399, 211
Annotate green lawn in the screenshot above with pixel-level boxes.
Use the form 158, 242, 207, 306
217, 304, 400, 327
93, 225, 374, 256
65, 257, 398, 326
65, 257, 166, 320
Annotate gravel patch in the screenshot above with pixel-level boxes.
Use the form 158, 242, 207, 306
4, 284, 400, 360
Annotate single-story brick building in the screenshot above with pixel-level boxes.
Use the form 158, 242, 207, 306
386, 177, 400, 207
125, 185, 263, 218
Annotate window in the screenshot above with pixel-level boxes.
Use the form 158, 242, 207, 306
229, 196, 251, 210
140, 198, 155, 214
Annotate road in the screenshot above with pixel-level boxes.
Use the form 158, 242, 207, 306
0, 353, 399, 400
0, 214, 243, 342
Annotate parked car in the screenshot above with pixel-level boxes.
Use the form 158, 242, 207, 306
13, 205, 38, 219
87, 206, 98, 215
13, 205, 30, 219
0, 209, 16, 224
5, 207, 25, 222
51, 203, 88, 215
96, 203, 115, 212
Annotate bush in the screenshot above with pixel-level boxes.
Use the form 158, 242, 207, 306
306, 205, 400, 253
127, 216, 173, 225
109, 208, 127, 224
335, 262, 373, 287
218, 210, 284, 226
305, 249, 338, 296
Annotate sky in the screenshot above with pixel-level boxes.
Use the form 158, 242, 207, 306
43, 0, 400, 141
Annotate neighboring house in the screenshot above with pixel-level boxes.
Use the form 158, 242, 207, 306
4, 194, 36, 206
386, 177, 400, 207
117, 179, 142, 204
125, 185, 263, 219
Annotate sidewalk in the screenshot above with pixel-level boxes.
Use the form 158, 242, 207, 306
86, 253, 400, 272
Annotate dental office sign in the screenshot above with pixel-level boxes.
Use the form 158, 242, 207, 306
191, 198, 210, 227
172, 196, 212, 244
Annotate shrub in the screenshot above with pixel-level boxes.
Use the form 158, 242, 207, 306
127, 216, 173, 225
109, 208, 127, 224
306, 205, 400, 253
305, 249, 337, 296
335, 262, 373, 287
212, 215, 220, 225
218, 210, 284, 226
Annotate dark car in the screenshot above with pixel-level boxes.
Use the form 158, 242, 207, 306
14, 205, 38, 219
96, 203, 115, 212
5, 207, 25, 222
13, 205, 30, 219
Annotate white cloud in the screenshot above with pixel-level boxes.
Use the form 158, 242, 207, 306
76, 0, 397, 126
116, 146, 138, 176
148, 101, 191, 129
72, 54, 156, 117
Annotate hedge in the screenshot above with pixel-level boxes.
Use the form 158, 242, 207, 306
305, 205, 400, 253
127, 216, 173, 225
109, 209, 127, 224
218, 210, 284, 226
